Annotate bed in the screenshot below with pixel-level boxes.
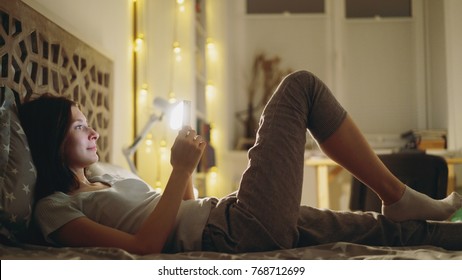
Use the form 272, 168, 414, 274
2, 240, 462, 260
1, 0, 462, 261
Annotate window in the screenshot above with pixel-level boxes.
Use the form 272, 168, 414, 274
246, 0, 324, 14
345, 0, 411, 18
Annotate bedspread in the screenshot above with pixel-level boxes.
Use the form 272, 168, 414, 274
1, 242, 462, 260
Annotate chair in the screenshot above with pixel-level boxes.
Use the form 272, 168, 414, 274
349, 152, 448, 212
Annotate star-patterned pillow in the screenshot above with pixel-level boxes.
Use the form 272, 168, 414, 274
0, 87, 37, 244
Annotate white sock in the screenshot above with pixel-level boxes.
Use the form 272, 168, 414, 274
382, 185, 462, 222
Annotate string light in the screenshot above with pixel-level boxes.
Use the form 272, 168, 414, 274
134, 34, 144, 53
208, 167, 218, 181
206, 81, 215, 100
177, 0, 185, 12
206, 38, 217, 62
132, 0, 223, 196
139, 84, 148, 103
206, 166, 219, 195
210, 122, 219, 146
159, 139, 168, 162
168, 91, 177, 103
167, 0, 181, 111
154, 138, 168, 192
172, 41, 182, 62
145, 133, 153, 153
205, 33, 223, 196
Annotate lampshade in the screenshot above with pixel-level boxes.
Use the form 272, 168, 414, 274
123, 97, 191, 173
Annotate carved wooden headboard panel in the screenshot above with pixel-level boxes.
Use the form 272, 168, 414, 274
0, 0, 113, 162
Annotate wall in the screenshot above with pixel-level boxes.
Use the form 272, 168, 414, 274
231, 0, 426, 141
443, 0, 462, 186
342, 18, 419, 134
426, 0, 448, 131
23, 0, 133, 168
444, 0, 462, 151
425, 0, 462, 186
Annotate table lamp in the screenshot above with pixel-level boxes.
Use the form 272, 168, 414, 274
123, 97, 190, 173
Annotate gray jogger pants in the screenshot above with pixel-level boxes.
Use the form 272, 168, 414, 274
203, 70, 462, 253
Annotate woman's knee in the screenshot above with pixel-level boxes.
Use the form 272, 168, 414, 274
285, 70, 316, 80
278, 70, 322, 101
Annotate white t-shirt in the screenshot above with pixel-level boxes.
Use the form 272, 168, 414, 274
34, 174, 215, 252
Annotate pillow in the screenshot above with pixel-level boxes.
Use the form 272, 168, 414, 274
0, 87, 37, 244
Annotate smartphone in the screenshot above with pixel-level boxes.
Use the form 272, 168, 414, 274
182, 100, 191, 127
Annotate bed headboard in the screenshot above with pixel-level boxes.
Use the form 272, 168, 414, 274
0, 0, 113, 162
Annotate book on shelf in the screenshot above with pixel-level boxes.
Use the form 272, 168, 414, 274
401, 129, 447, 150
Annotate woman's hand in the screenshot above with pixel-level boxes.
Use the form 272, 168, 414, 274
170, 126, 206, 175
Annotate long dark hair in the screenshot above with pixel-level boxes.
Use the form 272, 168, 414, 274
19, 95, 80, 201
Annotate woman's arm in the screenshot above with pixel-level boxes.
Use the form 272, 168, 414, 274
183, 176, 195, 200
52, 166, 191, 255
51, 127, 205, 255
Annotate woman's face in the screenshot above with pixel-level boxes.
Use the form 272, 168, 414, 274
62, 106, 100, 171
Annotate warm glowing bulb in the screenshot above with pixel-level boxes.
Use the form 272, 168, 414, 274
168, 94, 177, 103
207, 167, 219, 190
160, 140, 168, 161
209, 166, 218, 176
145, 133, 153, 146
134, 35, 144, 52
177, 0, 185, 12
211, 126, 219, 144
172, 42, 181, 54
139, 84, 148, 101
206, 38, 218, 61
144, 133, 153, 153
172, 42, 182, 62
206, 83, 215, 99
206, 38, 215, 50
